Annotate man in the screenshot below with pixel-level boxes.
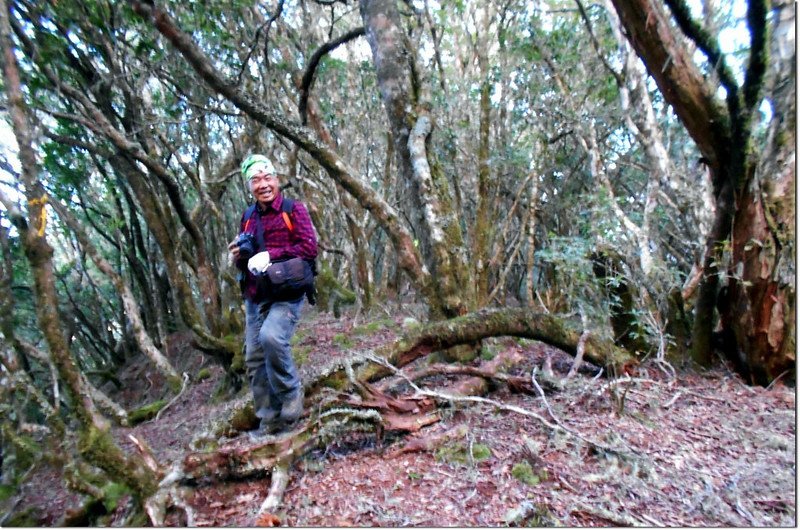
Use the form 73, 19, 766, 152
229, 154, 318, 435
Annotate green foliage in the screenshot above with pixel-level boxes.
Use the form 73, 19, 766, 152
42, 127, 91, 197
100, 482, 131, 512
332, 333, 354, 349
3, 506, 39, 527
292, 344, 312, 367
351, 318, 395, 336
511, 461, 545, 486
479, 344, 497, 361
196, 367, 212, 381
0, 484, 16, 502
537, 236, 607, 313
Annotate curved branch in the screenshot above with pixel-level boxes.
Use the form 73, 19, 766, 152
299, 27, 365, 125
609, 0, 730, 173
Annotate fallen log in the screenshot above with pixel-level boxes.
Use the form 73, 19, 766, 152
308, 307, 635, 395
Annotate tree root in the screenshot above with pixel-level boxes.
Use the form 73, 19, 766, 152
387, 424, 469, 458
253, 458, 290, 526
139, 306, 640, 522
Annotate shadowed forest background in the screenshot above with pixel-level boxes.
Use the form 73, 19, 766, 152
0, 0, 795, 526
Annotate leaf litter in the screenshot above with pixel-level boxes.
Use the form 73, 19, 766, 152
7, 307, 796, 526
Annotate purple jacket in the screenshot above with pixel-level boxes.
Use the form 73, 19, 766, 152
237, 193, 318, 300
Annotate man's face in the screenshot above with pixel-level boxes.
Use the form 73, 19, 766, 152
249, 171, 279, 205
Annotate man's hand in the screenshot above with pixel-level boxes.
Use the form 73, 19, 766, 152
228, 239, 241, 260
248, 251, 271, 274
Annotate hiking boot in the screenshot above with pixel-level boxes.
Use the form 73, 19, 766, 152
279, 390, 304, 425
248, 417, 281, 440
248, 406, 280, 438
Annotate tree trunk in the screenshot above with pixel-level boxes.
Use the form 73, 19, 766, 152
609, 0, 789, 383
722, 1, 796, 384
50, 200, 183, 391
473, 50, 494, 304
359, 0, 471, 318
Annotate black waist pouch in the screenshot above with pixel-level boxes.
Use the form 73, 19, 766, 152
263, 258, 314, 301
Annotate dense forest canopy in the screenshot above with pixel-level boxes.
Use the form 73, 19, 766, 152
0, 0, 794, 524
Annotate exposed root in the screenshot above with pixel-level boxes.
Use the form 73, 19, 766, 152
255, 458, 291, 525
144, 462, 185, 526
155, 372, 190, 422
366, 353, 633, 457
387, 424, 469, 457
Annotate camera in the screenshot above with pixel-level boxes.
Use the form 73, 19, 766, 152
234, 232, 256, 260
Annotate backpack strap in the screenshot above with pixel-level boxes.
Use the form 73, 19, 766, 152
242, 203, 265, 251
281, 197, 295, 232
242, 203, 258, 234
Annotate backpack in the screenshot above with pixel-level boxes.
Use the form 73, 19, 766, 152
242, 197, 318, 304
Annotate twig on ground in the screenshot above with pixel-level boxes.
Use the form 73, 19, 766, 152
128, 434, 160, 474
674, 423, 721, 441
662, 390, 684, 409
572, 501, 648, 526
765, 370, 789, 390
556, 475, 579, 493
596, 376, 658, 394
683, 390, 728, 403
653, 359, 677, 380
154, 372, 190, 422
639, 513, 665, 526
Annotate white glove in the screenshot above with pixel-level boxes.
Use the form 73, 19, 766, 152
247, 251, 271, 274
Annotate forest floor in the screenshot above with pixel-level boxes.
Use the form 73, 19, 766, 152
6, 304, 797, 527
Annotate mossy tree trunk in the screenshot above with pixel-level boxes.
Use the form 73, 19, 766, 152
358, 0, 472, 319
307, 306, 636, 396
610, 0, 794, 383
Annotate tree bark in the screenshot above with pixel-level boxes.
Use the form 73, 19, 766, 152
359, 0, 471, 318
721, 1, 796, 384
609, 0, 789, 382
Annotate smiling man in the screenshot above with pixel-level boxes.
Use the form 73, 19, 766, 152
229, 154, 318, 436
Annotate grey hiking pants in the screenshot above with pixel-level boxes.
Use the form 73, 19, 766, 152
244, 296, 304, 420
